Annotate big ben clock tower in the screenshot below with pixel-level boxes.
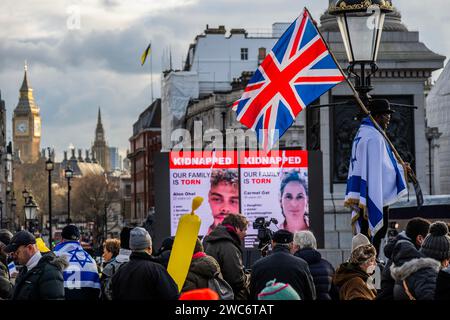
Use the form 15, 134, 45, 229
13, 63, 41, 163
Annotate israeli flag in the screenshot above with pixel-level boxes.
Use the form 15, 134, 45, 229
53, 241, 100, 290
345, 117, 407, 237
8, 261, 17, 277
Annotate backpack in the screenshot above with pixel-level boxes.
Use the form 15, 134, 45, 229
208, 277, 234, 300
402, 280, 416, 300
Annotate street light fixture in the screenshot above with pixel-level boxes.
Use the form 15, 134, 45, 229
24, 195, 38, 233
11, 196, 16, 231
46, 153, 54, 249
64, 166, 73, 224
22, 188, 30, 201
329, 0, 393, 103
0, 200, 3, 229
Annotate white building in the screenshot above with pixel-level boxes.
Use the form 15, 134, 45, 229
183, 24, 289, 96
426, 60, 450, 194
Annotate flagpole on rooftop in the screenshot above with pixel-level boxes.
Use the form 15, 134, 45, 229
150, 41, 154, 103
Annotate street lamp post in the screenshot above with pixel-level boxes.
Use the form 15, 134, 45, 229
11, 196, 16, 231
104, 202, 107, 241
22, 188, 29, 229
24, 195, 38, 233
329, 0, 393, 104
46, 155, 54, 249
64, 167, 73, 224
0, 200, 3, 229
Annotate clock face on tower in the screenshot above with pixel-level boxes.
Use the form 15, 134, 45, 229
15, 120, 29, 135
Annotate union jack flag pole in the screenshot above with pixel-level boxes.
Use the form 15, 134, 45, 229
233, 8, 347, 151
308, 8, 422, 203
305, 8, 401, 163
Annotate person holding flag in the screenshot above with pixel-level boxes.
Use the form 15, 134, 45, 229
345, 99, 411, 255
53, 225, 101, 300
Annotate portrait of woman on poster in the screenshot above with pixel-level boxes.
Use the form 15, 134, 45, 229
278, 170, 310, 233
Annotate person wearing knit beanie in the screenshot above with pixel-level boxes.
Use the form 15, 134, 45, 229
351, 233, 371, 252
257, 279, 301, 300
389, 221, 448, 300
420, 222, 450, 265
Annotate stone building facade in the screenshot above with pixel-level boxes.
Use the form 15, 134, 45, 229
426, 60, 450, 194
128, 99, 161, 225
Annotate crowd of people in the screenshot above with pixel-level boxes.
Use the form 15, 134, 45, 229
1, 214, 450, 301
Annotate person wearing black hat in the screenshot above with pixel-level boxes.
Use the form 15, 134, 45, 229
5, 230, 66, 300
345, 99, 411, 257
249, 229, 316, 300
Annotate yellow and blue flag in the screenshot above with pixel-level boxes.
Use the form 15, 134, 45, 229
141, 43, 151, 66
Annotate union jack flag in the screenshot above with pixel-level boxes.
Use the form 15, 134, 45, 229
233, 9, 345, 150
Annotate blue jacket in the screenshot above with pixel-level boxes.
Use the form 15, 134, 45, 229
294, 248, 338, 300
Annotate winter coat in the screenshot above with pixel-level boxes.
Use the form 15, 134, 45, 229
12, 253, 67, 300
390, 241, 440, 300
152, 250, 172, 269
101, 249, 130, 300
250, 245, 317, 300
111, 251, 179, 300
435, 267, 450, 300
333, 262, 377, 300
182, 252, 222, 293
0, 261, 13, 299
204, 225, 249, 300
377, 232, 416, 300
294, 248, 337, 300
100, 258, 119, 300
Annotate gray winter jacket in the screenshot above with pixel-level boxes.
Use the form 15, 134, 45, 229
100, 249, 130, 300
390, 256, 440, 300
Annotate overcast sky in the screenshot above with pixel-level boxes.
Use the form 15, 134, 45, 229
0, 0, 448, 161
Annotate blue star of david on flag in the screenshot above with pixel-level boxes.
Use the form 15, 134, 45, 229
68, 247, 93, 268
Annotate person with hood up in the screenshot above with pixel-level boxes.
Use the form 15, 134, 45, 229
377, 217, 430, 300
333, 233, 378, 300
390, 221, 450, 300
182, 238, 224, 293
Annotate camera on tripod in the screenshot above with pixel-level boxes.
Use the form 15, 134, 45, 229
253, 217, 278, 256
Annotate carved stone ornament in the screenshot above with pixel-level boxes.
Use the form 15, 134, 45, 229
329, 0, 394, 14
